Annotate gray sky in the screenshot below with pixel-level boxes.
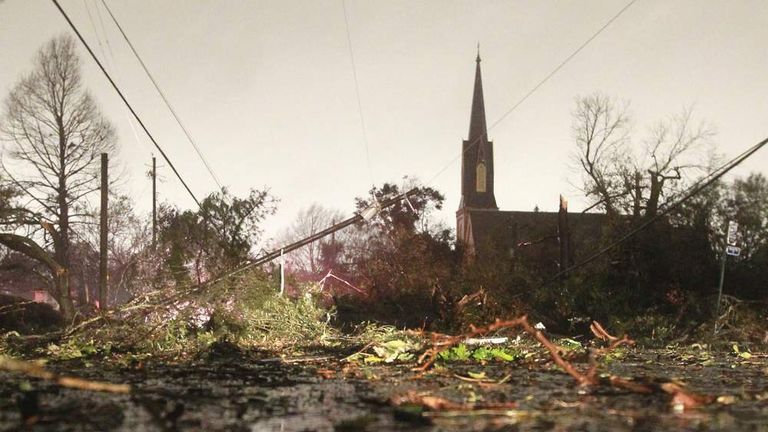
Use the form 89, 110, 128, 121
1, 0, 767, 244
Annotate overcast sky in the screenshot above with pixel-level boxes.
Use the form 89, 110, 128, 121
1, 0, 767, 245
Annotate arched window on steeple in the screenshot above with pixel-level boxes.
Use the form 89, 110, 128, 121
476, 161, 487, 192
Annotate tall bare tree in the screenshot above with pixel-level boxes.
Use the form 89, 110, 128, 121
278, 204, 345, 275
572, 93, 713, 220
0, 35, 117, 320
572, 93, 631, 217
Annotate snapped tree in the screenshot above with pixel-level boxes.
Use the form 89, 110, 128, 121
572, 93, 714, 220
568, 92, 718, 317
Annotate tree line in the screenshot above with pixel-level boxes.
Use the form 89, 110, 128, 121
1, 36, 765, 337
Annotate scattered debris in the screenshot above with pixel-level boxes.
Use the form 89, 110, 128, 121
411, 315, 715, 410
464, 337, 508, 345
0, 355, 130, 394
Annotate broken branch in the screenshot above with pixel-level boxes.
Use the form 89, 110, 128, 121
0, 356, 131, 394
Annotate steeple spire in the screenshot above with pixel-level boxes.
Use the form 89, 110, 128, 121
468, 46, 487, 143
458, 51, 498, 212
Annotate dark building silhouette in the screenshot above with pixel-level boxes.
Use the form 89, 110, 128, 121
456, 53, 607, 266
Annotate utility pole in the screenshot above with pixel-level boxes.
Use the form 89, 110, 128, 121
194, 189, 420, 297
152, 156, 157, 249
279, 248, 285, 296
99, 153, 108, 309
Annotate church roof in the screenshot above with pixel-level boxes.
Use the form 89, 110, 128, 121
466, 209, 609, 255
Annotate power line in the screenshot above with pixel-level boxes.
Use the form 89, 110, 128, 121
50, 0, 204, 210
341, 0, 374, 187
92, 0, 115, 58
82, 0, 106, 55
98, 0, 224, 191
82, 0, 149, 155
426, 0, 639, 186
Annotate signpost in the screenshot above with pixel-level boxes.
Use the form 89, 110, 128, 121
726, 220, 738, 246
715, 221, 739, 326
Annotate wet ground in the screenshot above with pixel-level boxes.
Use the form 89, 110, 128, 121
1, 348, 767, 431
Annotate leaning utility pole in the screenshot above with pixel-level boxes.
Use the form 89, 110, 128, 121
152, 156, 157, 249
99, 153, 108, 309
202, 189, 420, 289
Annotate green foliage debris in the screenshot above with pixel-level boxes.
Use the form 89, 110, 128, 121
438, 343, 521, 363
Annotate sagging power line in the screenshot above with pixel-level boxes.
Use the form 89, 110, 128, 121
341, 0, 375, 187
50, 0, 204, 211
82, 0, 148, 154
98, 0, 225, 191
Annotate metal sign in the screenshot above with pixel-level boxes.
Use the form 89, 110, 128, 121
726, 245, 741, 257
727, 221, 739, 246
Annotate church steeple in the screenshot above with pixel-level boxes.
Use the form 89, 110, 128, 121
458, 51, 498, 211
468, 49, 487, 144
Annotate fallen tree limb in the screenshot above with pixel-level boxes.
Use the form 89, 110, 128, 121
412, 315, 618, 384
0, 356, 131, 394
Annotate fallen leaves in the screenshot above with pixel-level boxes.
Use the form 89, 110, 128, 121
346, 339, 419, 364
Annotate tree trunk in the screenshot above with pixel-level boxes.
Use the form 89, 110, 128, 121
632, 171, 642, 220
646, 174, 662, 220
56, 115, 74, 318
56, 271, 74, 323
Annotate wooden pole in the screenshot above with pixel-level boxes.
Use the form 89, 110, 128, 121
279, 248, 285, 296
152, 156, 157, 249
161, 189, 420, 301
99, 153, 108, 309
237, 190, 419, 270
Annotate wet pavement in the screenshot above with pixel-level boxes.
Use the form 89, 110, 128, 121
1, 349, 767, 431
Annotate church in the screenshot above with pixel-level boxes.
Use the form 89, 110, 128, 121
456, 53, 606, 268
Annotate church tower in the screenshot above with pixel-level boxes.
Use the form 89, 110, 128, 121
459, 52, 497, 210
457, 52, 498, 246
